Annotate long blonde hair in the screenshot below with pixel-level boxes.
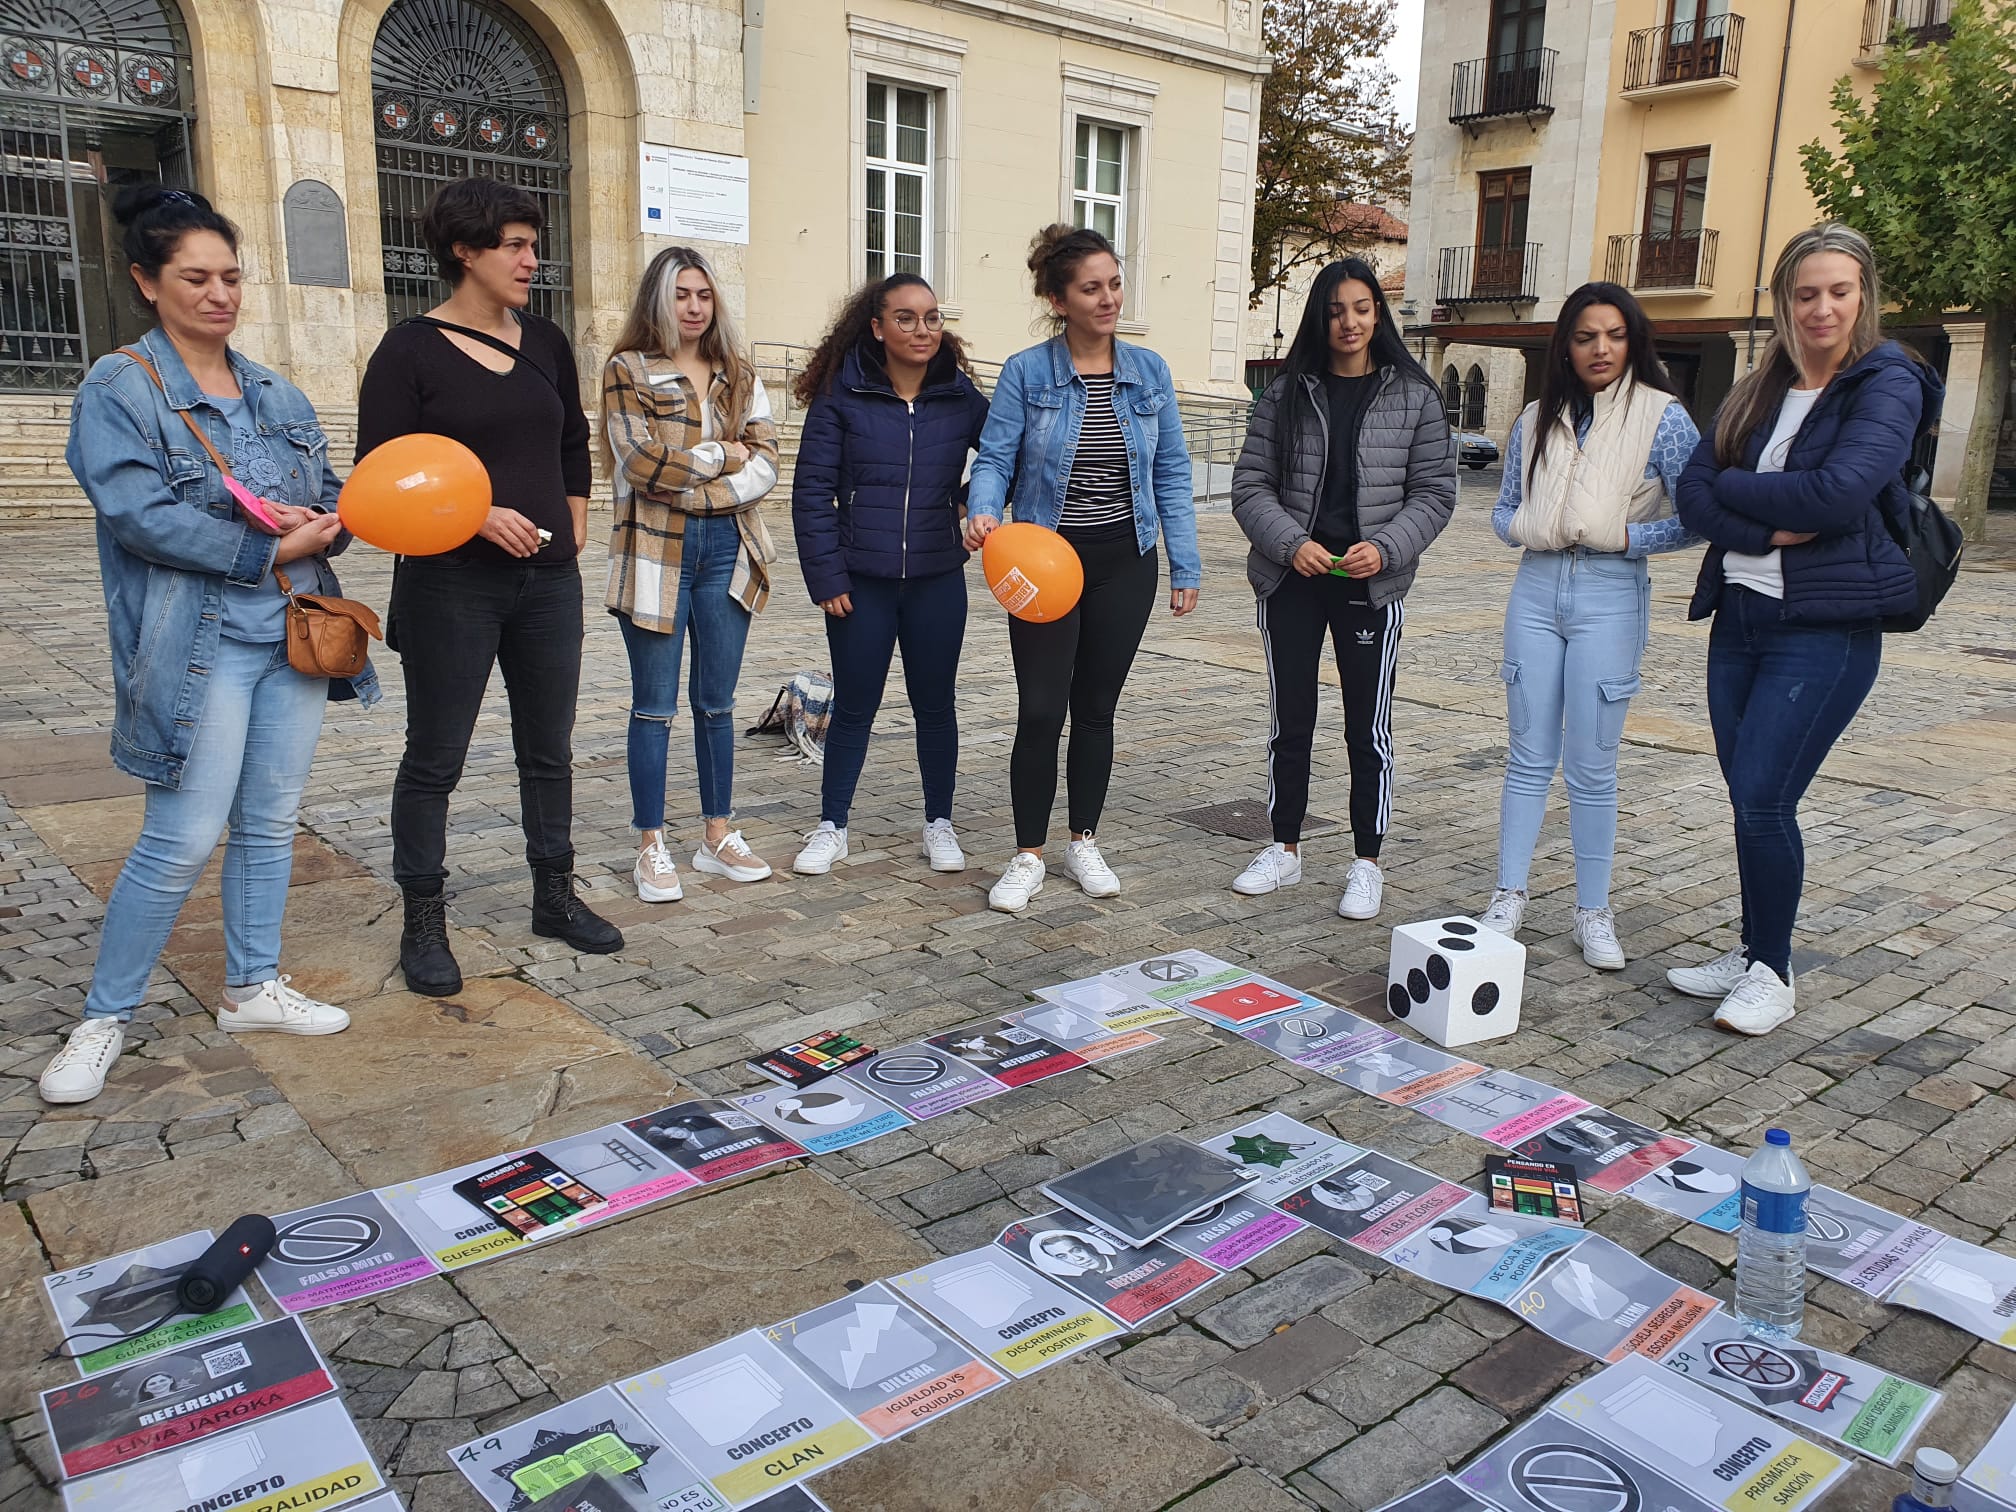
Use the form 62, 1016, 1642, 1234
602, 246, 756, 474
1715, 222, 1884, 466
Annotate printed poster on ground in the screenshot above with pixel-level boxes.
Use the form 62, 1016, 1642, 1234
1195, 1112, 1366, 1207
42, 1230, 261, 1377
257, 1191, 441, 1312
994, 1211, 1218, 1325
887, 1247, 1120, 1379
1274, 1149, 1472, 1255
448, 1384, 727, 1511
1379, 1194, 1589, 1305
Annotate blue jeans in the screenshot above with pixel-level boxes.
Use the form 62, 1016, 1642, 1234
1496, 550, 1650, 909
1707, 586, 1881, 979
822, 567, 967, 827
620, 514, 753, 828
85, 638, 326, 1019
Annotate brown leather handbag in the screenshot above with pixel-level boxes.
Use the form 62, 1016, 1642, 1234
122, 346, 382, 679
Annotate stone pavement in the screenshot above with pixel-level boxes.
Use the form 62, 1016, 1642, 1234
3, 475, 2016, 1512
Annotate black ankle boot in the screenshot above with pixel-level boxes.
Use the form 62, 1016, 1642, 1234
400, 887, 462, 997
532, 867, 624, 954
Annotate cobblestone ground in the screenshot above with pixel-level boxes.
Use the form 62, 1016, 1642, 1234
4, 475, 2016, 1512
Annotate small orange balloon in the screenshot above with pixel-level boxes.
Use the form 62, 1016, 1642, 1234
982, 522, 1084, 622
339, 434, 492, 555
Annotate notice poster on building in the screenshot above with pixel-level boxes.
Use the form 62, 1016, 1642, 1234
1663, 1311, 1940, 1465
617, 1331, 871, 1507
257, 1193, 441, 1313
888, 1248, 1119, 1379
639, 143, 750, 244
994, 1211, 1218, 1326
42, 1231, 261, 1377
448, 1385, 726, 1511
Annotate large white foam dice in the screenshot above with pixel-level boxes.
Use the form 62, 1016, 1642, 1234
1386, 915, 1525, 1047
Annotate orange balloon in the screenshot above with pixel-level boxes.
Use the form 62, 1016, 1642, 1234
338, 434, 492, 555
982, 522, 1084, 622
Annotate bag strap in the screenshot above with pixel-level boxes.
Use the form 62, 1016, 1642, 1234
405, 315, 560, 395
119, 345, 235, 480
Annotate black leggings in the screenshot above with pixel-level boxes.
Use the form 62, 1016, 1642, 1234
1007, 523, 1160, 848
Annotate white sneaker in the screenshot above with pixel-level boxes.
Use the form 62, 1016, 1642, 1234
1666, 946, 1750, 1000
1713, 961, 1797, 1036
921, 819, 966, 873
794, 822, 850, 876
217, 976, 351, 1036
1232, 843, 1303, 896
1062, 835, 1121, 898
988, 853, 1048, 913
39, 1019, 124, 1105
693, 829, 773, 882
1337, 859, 1383, 920
1574, 907, 1627, 970
1480, 888, 1527, 936
635, 836, 684, 902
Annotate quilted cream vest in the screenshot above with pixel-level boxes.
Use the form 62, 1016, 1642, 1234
1509, 376, 1672, 553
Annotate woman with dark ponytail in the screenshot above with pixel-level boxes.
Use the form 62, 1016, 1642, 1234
42, 187, 370, 1106
964, 225, 1201, 914
1228, 259, 1455, 920
788, 274, 988, 875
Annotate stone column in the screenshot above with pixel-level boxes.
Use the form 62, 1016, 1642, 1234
1932, 320, 1985, 507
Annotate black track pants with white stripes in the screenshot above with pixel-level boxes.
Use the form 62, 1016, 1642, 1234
1258, 572, 1404, 855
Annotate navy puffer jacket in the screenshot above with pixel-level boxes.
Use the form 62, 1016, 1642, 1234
791, 343, 990, 602
1677, 340, 1942, 625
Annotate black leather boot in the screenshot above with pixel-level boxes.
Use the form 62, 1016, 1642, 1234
532, 866, 624, 954
400, 886, 462, 997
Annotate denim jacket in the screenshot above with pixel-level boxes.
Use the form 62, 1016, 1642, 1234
67, 328, 379, 789
966, 336, 1202, 590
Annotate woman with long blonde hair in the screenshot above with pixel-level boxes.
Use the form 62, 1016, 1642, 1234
1671, 223, 1940, 1035
603, 246, 780, 901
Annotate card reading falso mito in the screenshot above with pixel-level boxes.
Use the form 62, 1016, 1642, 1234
453, 1150, 609, 1241
616, 1330, 872, 1507
994, 1211, 1219, 1326
1040, 1134, 1255, 1247
766, 1282, 1006, 1440
1240, 1005, 1393, 1075
622, 1101, 809, 1185
1804, 1185, 1947, 1297
839, 1043, 1006, 1120
42, 1230, 261, 1377
257, 1192, 442, 1313
887, 1248, 1121, 1378
448, 1385, 726, 1511
1158, 1192, 1307, 1271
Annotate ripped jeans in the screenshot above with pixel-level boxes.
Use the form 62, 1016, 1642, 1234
619, 513, 753, 830
1707, 585, 1881, 979
1495, 549, 1650, 909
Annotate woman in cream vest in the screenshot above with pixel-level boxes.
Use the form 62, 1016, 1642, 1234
1476, 283, 1700, 968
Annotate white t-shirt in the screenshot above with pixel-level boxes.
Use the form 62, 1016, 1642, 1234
1721, 387, 1823, 600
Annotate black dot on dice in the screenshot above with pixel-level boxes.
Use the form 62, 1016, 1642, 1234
1472, 982, 1501, 1016
1388, 984, 1411, 1018
1438, 937, 1476, 951
1427, 955, 1451, 990
1442, 920, 1478, 935
1407, 969, 1430, 1004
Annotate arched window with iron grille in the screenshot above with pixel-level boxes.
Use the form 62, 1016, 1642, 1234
1463, 365, 1487, 430
1441, 364, 1460, 427
372, 0, 571, 333
0, 0, 195, 390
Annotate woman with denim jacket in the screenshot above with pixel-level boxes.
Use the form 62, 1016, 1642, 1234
1474, 282, 1701, 969
40, 187, 370, 1106
963, 225, 1202, 913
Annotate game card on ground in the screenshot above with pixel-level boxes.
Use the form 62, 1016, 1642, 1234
1240, 1005, 1394, 1074
1005, 1001, 1162, 1061
1886, 1236, 2016, 1343
1410, 1070, 1590, 1147
839, 1043, 1006, 1120
1457, 1411, 1722, 1512
623, 1100, 809, 1185
929, 1020, 1086, 1087
42, 1230, 262, 1377
995, 1211, 1218, 1325
1158, 1193, 1306, 1271
1040, 1134, 1255, 1247
731, 1082, 912, 1156
888, 1248, 1119, 1378
1506, 1232, 1715, 1361
379, 1155, 531, 1272
1327, 1037, 1484, 1105
1033, 973, 1184, 1032
1506, 1109, 1694, 1193
257, 1192, 441, 1313
448, 1385, 726, 1511
1274, 1150, 1471, 1255
1379, 1194, 1588, 1304
1195, 1112, 1366, 1206
539, 1123, 702, 1224
1804, 1185, 1946, 1296
1623, 1144, 1745, 1233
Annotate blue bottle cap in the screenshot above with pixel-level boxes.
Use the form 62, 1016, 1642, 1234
1766, 1128, 1791, 1146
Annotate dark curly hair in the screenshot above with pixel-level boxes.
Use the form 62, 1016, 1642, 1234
114, 185, 238, 293
792, 273, 971, 407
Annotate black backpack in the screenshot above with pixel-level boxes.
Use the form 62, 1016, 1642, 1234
1879, 466, 1964, 633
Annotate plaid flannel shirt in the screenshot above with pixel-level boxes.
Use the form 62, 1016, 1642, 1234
602, 349, 780, 629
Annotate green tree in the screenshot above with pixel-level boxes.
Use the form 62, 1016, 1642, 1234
1250, 0, 1412, 308
1803, 0, 2016, 541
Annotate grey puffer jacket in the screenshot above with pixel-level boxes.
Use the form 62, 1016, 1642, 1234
1231, 365, 1457, 607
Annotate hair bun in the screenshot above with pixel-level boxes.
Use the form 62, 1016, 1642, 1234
1025, 223, 1077, 281
112, 184, 212, 229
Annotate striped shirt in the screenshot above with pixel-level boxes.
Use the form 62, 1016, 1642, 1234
1060, 374, 1134, 530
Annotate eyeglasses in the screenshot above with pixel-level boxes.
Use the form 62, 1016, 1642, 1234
888, 310, 945, 332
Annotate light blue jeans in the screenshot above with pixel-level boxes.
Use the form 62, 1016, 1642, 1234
85, 637, 327, 1019
1495, 549, 1650, 909
619, 513, 754, 829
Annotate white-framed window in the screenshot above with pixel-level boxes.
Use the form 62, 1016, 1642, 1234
865, 80, 932, 281
1073, 121, 1128, 248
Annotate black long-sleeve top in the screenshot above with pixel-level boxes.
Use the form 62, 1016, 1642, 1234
355, 313, 591, 567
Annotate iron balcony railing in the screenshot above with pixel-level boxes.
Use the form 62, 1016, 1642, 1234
1861, 0, 1953, 55
1437, 243, 1542, 305
1623, 12, 1744, 90
1604, 230, 1720, 292
1449, 49, 1558, 125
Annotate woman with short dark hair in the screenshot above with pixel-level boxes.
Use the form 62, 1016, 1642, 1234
357, 176, 621, 997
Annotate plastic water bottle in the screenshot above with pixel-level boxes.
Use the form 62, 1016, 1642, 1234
1736, 1127, 1810, 1339
1892, 1447, 1958, 1512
